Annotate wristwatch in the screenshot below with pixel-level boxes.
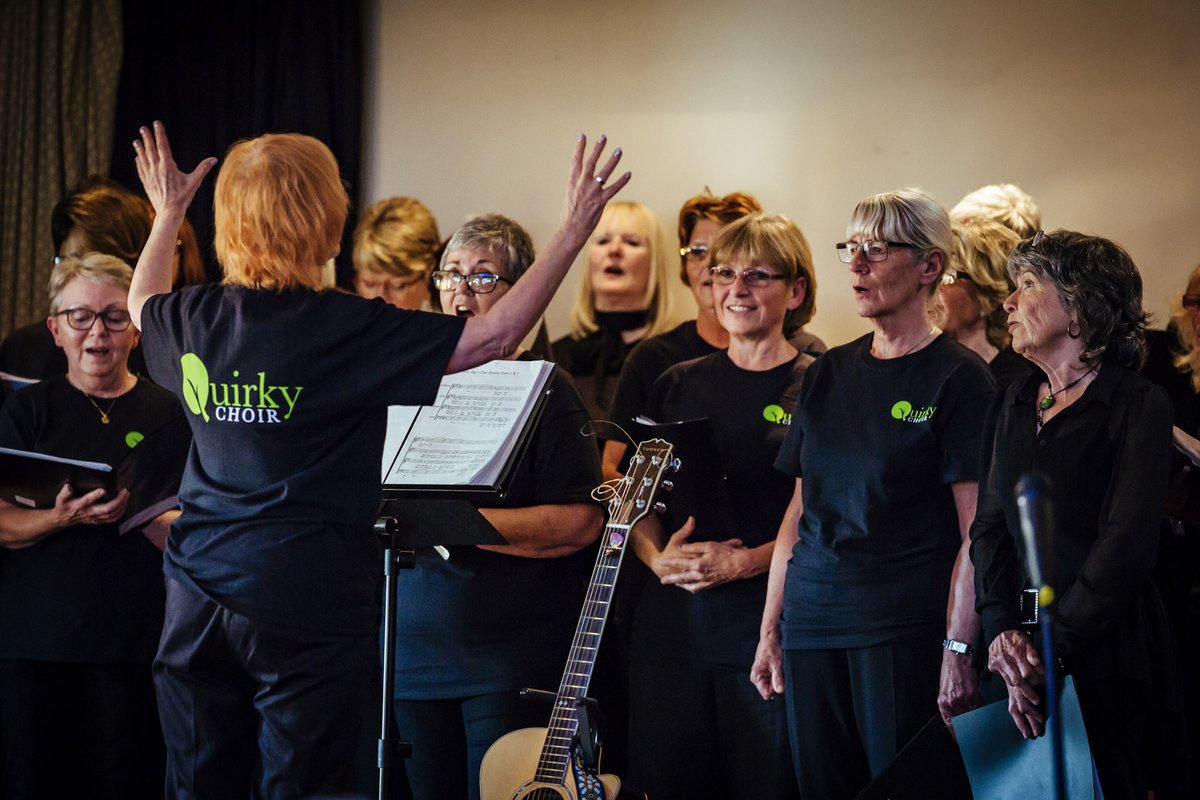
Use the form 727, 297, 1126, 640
942, 638, 973, 656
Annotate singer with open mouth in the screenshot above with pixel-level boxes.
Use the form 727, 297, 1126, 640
969, 230, 1189, 796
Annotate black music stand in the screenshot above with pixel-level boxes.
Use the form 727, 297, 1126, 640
373, 499, 506, 800
374, 385, 550, 800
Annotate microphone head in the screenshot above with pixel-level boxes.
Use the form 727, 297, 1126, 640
1015, 471, 1054, 590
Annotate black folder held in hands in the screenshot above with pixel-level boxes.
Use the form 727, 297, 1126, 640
627, 416, 737, 541
0, 447, 115, 508
0, 414, 191, 533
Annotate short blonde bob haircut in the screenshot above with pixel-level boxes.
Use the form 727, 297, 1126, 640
353, 197, 441, 279
567, 201, 677, 340
48, 253, 134, 315
711, 213, 817, 334
847, 188, 952, 296
214, 133, 348, 290
949, 219, 1021, 348
950, 183, 1042, 240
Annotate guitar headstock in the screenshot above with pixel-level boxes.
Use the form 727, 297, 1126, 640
609, 438, 678, 531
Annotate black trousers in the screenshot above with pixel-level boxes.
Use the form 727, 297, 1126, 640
0, 659, 165, 800
626, 659, 798, 800
782, 636, 941, 800
393, 691, 548, 800
153, 576, 379, 800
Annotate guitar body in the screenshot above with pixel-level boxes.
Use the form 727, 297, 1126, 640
480, 727, 626, 800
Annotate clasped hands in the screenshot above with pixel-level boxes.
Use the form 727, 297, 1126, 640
650, 516, 750, 593
53, 484, 129, 529
987, 628, 1047, 739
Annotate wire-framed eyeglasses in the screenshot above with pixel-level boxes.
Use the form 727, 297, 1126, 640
835, 240, 915, 263
708, 266, 788, 287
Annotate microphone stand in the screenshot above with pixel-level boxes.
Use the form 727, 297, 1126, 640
1015, 473, 1066, 800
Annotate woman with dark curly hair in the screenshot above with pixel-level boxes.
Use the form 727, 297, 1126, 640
970, 230, 1190, 796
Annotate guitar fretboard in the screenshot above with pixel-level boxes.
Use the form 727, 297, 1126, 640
531, 523, 627, 783
530, 440, 673, 785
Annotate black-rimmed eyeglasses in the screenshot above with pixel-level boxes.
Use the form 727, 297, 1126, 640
835, 240, 915, 263
55, 307, 132, 331
431, 270, 514, 294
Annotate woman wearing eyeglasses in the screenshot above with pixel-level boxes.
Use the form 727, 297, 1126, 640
751, 190, 995, 799
937, 220, 1031, 392
601, 190, 763, 481
391, 214, 604, 800
352, 196, 441, 311
623, 213, 814, 799
0, 254, 187, 798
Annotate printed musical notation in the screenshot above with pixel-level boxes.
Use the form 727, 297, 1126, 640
381, 360, 555, 488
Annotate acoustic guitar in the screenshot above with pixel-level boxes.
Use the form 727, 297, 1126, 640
480, 438, 677, 800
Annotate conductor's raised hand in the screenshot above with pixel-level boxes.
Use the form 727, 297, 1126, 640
132, 121, 218, 219
561, 134, 631, 237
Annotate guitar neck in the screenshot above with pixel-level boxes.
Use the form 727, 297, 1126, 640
532, 520, 628, 783
531, 438, 675, 786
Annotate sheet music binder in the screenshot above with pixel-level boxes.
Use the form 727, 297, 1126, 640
381, 362, 555, 502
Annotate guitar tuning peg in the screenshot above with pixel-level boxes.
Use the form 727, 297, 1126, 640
653, 501, 666, 514
660, 480, 674, 492
668, 457, 682, 472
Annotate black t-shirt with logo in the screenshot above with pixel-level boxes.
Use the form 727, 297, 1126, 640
630, 350, 812, 670
141, 285, 465, 634
774, 333, 995, 649
0, 376, 183, 663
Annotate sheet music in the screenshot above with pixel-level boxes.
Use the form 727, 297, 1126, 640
382, 360, 554, 487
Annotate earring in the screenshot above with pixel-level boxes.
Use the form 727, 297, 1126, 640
1067, 320, 1082, 339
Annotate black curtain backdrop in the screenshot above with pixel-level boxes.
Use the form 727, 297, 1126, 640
110, 0, 362, 287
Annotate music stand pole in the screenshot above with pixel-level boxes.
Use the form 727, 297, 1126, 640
375, 516, 413, 800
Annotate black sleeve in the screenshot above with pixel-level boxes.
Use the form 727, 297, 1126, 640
1053, 383, 1174, 660
970, 391, 1024, 646
936, 358, 997, 485
609, 341, 659, 428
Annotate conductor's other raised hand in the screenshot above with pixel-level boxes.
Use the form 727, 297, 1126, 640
562, 134, 631, 237
132, 121, 218, 220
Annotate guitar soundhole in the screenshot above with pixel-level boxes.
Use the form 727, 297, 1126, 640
525, 789, 569, 800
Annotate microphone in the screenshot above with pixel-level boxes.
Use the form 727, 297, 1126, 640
1015, 472, 1055, 608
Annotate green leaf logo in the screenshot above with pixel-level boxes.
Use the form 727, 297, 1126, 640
891, 400, 912, 420
125, 431, 144, 448
762, 404, 786, 423
181, 353, 211, 422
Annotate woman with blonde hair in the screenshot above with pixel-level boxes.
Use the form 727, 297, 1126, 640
0, 254, 187, 799
352, 196, 441, 310
627, 213, 814, 798
552, 201, 677, 421
938, 219, 1030, 389
128, 121, 627, 799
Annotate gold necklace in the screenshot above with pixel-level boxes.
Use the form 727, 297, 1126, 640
82, 391, 120, 424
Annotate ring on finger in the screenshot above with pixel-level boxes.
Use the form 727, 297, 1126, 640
594, 174, 606, 184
